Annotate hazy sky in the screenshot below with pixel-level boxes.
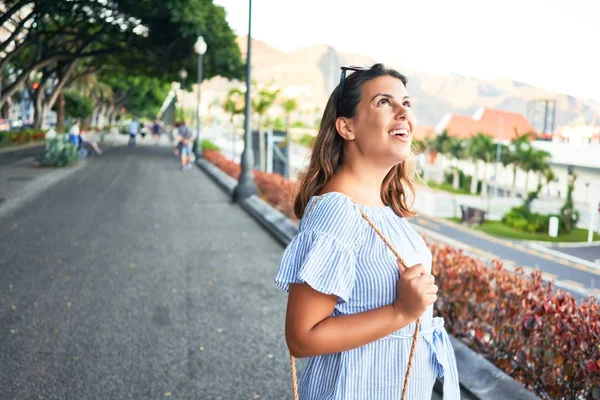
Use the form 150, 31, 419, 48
215, 0, 599, 101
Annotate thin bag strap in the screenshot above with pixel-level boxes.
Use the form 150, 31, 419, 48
354, 205, 421, 400
289, 196, 420, 400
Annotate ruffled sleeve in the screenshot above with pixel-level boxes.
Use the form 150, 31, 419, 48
274, 193, 366, 303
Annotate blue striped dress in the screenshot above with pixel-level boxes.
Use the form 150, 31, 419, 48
274, 192, 460, 399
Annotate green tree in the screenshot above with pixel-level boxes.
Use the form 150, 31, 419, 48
466, 133, 496, 195
560, 173, 579, 232
223, 87, 245, 124
251, 81, 280, 171
281, 98, 298, 133
433, 130, 452, 172
519, 147, 550, 193
447, 137, 466, 189
63, 90, 94, 122
1, 0, 244, 129
509, 131, 532, 196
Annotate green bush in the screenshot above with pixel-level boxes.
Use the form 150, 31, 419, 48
41, 136, 78, 167
201, 139, 220, 151
501, 205, 558, 234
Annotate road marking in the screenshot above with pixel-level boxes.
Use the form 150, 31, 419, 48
423, 215, 600, 277
541, 272, 558, 281
521, 266, 534, 274
563, 280, 585, 288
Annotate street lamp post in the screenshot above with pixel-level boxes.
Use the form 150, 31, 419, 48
233, 0, 258, 202
193, 36, 207, 159
178, 68, 187, 122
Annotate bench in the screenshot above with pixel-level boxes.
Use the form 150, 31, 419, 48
459, 205, 487, 225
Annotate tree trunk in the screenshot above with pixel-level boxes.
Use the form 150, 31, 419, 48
56, 90, 65, 132
481, 162, 488, 197
524, 170, 530, 193
452, 170, 460, 190
33, 88, 45, 130
511, 164, 518, 197
43, 59, 77, 115
470, 160, 479, 194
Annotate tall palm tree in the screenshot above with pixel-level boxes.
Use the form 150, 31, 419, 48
519, 147, 550, 193
466, 132, 496, 195
447, 137, 466, 189
509, 131, 532, 196
534, 150, 552, 187
252, 80, 280, 171
433, 130, 452, 169
223, 87, 245, 124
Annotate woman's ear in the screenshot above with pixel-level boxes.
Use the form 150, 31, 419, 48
335, 117, 355, 141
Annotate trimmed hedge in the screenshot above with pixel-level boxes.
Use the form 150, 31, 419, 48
204, 149, 599, 399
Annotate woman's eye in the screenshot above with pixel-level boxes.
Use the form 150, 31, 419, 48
378, 98, 391, 106
403, 101, 412, 108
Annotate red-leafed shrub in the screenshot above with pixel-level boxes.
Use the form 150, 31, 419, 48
429, 241, 600, 400
0, 129, 46, 147
203, 150, 298, 221
204, 150, 241, 180
205, 150, 600, 399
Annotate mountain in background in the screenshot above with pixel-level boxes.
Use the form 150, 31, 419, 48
202, 36, 600, 131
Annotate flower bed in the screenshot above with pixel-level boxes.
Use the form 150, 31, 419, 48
0, 129, 46, 148
204, 149, 297, 221
430, 243, 599, 399
204, 149, 599, 399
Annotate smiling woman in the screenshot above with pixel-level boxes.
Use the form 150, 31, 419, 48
274, 64, 460, 400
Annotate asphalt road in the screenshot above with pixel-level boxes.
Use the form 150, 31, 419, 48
0, 144, 46, 167
411, 214, 600, 299
0, 145, 295, 399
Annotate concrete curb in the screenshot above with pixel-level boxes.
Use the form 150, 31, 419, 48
196, 159, 237, 196
0, 160, 87, 221
526, 243, 600, 271
527, 239, 600, 248
240, 195, 298, 247
449, 337, 538, 400
197, 159, 541, 400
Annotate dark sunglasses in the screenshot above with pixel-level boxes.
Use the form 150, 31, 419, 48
336, 65, 371, 116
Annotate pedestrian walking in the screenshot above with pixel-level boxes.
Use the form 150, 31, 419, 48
274, 64, 460, 399
177, 120, 194, 170
128, 118, 139, 147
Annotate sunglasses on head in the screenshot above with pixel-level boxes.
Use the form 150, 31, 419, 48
336, 65, 371, 116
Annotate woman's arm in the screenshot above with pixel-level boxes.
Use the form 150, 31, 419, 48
285, 263, 437, 358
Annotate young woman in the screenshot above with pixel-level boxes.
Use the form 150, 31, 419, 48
275, 64, 460, 399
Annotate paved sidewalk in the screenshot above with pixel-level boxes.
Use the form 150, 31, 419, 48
0, 145, 293, 399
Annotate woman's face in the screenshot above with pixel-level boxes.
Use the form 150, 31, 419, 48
343, 75, 416, 167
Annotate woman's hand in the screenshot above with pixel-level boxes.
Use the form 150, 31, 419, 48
393, 261, 437, 321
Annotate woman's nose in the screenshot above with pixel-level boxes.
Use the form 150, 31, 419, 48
395, 105, 408, 120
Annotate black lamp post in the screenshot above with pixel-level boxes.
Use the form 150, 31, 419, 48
193, 36, 207, 159
178, 68, 187, 122
233, 0, 258, 202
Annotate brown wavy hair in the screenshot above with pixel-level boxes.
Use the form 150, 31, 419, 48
293, 63, 418, 219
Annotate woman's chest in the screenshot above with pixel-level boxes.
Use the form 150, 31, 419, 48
347, 219, 432, 309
